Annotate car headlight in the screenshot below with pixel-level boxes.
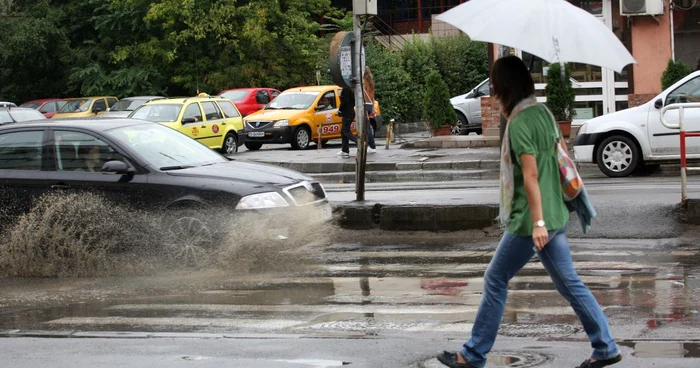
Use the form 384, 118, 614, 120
236, 192, 290, 209
578, 122, 588, 135
273, 119, 289, 127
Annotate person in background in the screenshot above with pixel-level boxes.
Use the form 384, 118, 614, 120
337, 87, 358, 158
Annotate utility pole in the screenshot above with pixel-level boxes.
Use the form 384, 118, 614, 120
352, 9, 366, 201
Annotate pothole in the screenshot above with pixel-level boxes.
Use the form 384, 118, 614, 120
420, 350, 551, 367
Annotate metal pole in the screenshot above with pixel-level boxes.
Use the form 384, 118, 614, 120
670, 2, 676, 62
680, 105, 687, 205
353, 12, 366, 201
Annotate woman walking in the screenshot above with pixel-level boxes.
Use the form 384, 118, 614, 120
437, 56, 621, 368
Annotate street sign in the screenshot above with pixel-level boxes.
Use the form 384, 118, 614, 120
329, 32, 365, 89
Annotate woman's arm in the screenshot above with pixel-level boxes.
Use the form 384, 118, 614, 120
521, 153, 549, 250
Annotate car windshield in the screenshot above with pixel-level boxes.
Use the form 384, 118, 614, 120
264, 92, 319, 110
219, 90, 250, 102
110, 99, 150, 112
0, 111, 12, 124
59, 99, 92, 113
105, 123, 227, 170
10, 109, 45, 122
20, 102, 40, 109
128, 104, 182, 122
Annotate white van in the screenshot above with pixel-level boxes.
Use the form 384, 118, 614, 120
574, 71, 700, 177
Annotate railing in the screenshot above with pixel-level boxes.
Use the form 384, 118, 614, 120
660, 102, 700, 205
369, 15, 409, 48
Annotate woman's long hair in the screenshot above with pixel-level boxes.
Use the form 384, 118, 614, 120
490, 56, 535, 117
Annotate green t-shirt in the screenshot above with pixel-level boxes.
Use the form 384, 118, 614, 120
507, 104, 569, 236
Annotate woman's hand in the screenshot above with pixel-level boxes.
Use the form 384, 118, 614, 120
533, 227, 549, 251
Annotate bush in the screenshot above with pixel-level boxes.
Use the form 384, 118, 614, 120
431, 34, 489, 98
545, 63, 576, 121
661, 59, 692, 90
422, 70, 457, 130
364, 41, 415, 124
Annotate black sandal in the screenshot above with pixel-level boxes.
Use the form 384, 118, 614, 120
575, 354, 622, 368
437, 351, 477, 368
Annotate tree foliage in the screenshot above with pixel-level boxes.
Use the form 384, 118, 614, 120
661, 59, 692, 91
545, 63, 576, 121
422, 70, 457, 130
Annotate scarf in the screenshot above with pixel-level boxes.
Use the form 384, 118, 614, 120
498, 95, 539, 227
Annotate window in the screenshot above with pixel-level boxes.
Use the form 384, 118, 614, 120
666, 76, 700, 105
56, 100, 67, 110
317, 91, 337, 110
182, 103, 202, 123
40, 102, 57, 113
217, 100, 240, 118
477, 82, 490, 97
255, 90, 271, 104
270, 90, 280, 99
93, 99, 107, 112
54, 131, 124, 172
201, 102, 223, 121
0, 130, 44, 170
107, 98, 118, 108
131, 104, 182, 122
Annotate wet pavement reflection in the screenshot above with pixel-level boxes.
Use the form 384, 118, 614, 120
0, 237, 699, 352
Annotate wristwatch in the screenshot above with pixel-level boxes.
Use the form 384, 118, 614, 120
534, 220, 546, 228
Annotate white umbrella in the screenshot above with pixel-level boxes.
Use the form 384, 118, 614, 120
435, 0, 636, 73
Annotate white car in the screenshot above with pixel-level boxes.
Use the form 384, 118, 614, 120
450, 78, 489, 135
574, 71, 700, 177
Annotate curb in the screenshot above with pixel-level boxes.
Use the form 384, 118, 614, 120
332, 202, 499, 231
254, 160, 500, 174
312, 169, 498, 184
686, 199, 700, 225
400, 137, 500, 149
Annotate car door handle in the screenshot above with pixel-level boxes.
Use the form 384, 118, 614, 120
51, 184, 70, 190
201, 125, 207, 128
222, 122, 226, 125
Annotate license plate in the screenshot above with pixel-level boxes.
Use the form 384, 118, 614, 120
249, 131, 265, 137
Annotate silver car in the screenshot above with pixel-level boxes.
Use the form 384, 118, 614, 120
103, 96, 165, 118
450, 78, 489, 135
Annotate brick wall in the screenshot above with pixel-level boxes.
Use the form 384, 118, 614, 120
481, 96, 502, 137
628, 93, 657, 108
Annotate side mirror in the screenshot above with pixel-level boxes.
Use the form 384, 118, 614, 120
101, 160, 133, 175
182, 117, 196, 124
654, 99, 663, 109
93, 107, 103, 114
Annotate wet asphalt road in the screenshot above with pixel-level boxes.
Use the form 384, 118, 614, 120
1, 230, 700, 367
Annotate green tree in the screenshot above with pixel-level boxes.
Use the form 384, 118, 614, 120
365, 40, 414, 123
422, 70, 457, 131
402, 34, 438, 122
661, 59, 692, 90
431, 34, 488, 97
545, 63, 576, 121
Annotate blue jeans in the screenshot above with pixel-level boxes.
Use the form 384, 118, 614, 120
461, 226, 619, 367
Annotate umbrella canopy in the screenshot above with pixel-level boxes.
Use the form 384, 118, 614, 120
435, 0, 636, 73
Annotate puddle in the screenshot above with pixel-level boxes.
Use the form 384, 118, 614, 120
619, 341, 700, 358
277, 359, 350, 367
421, 351, 550, 367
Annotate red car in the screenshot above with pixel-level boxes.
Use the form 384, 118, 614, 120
20, 98, 68, 118
217, 88, 280, 116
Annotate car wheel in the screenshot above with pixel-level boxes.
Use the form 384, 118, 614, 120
596, 135, 639, 177
291, 126, 311, 150
475, 128, 483, 135
163, 211, 215, 268
244, 142, 262, 151
453, 112, 466, 135
220, 132, 238, 154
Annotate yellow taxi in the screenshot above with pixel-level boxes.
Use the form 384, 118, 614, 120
128, 96, 244, 154
52, 96, 119, 119
242, 85, 381, 151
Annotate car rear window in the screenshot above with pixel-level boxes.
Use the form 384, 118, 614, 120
217, 100, 240, 118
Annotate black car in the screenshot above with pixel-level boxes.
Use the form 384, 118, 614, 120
0, 119, 331, 263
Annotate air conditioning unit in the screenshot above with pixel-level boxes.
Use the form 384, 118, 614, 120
620, 0, 665, 16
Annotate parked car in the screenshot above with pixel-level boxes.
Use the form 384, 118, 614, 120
574, 71, 700, 177
0, 107, 46, 124
103, 96, 165, 118
20, 99, 68, 118
52, 96, 119, 119
218, 88, 281, 116
450, 78, 489, 135
128, 96, 244, 154
0, 119, 331, 263
243, 85, 367, 151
